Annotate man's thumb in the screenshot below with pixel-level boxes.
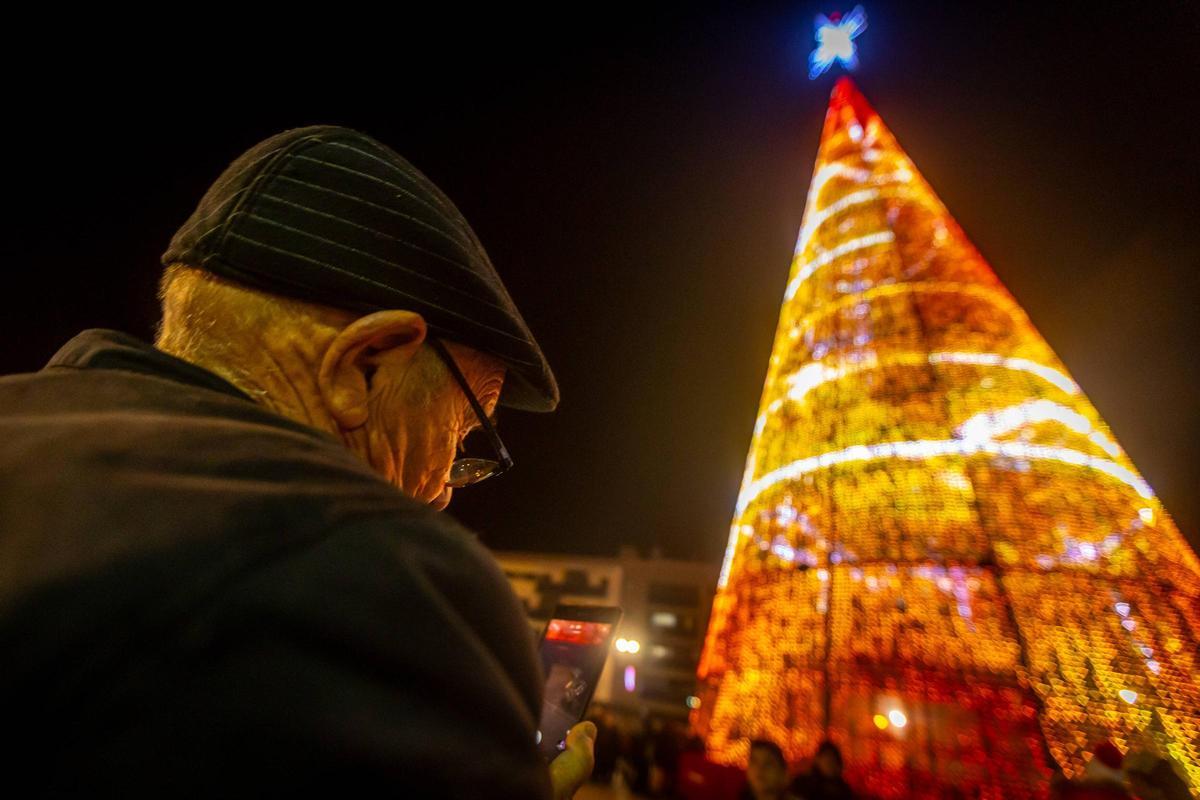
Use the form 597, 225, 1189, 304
550, 721, 598, 799
566, 721, 597, 749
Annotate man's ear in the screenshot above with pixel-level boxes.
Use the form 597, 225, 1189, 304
318, 310, 427, 430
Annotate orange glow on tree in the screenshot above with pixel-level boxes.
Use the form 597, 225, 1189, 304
693, 78, 1200, 798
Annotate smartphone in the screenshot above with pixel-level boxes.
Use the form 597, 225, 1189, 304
535, 604, 623, 761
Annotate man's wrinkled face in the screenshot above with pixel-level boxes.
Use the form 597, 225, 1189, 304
366, 340, 504, 509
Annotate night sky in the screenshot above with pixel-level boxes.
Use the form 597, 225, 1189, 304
4, 4, 1197, 562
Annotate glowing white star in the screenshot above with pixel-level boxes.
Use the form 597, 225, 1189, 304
809, 6, 868, 79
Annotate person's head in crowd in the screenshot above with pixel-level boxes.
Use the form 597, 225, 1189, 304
747, 739, 791, 799
1124, 750, 1192, 800
156, 127, 559, 512
1082, 740, 1125, 785
814, 740, 845, 778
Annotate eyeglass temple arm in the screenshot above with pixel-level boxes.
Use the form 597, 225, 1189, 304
429, 339, 513, 471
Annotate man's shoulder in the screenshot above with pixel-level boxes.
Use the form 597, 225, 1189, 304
0, 354, 424, 578
4, 506, 549, 797
300, 506, 512, 608
149, 508, 547, 795
3, 493, 547, 796
183, 504, 521, 646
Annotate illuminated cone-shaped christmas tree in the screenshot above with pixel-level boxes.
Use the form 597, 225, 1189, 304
695, 78, 1200, 798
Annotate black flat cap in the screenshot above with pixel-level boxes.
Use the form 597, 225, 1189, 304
162, 125, 558, 412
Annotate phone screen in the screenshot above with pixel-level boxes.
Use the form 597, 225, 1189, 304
536, 610, 619, 761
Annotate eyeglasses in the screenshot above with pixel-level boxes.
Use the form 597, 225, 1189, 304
428, 338, 513, 488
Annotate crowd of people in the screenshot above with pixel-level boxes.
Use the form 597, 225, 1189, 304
744, 739, 855, 800
1050, 741, 1192, 800
583, 707, 855, 799
586, 707, 694, 796
582, 709, 1193, 800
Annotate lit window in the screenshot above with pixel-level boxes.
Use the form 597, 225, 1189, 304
651, 611, 678, 628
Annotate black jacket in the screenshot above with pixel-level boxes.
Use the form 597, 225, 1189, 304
0, 329, 548, 798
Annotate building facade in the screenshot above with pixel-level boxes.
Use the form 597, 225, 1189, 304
496, 547, 718, 717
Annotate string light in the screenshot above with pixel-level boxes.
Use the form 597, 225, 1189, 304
695, 78, 1200, 797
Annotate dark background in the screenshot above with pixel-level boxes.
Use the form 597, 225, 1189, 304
4, 3, 1197, 562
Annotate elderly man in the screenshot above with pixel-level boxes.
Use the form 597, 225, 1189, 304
0, 127, 592, 797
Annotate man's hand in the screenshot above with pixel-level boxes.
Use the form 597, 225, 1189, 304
549, 721, 596, 800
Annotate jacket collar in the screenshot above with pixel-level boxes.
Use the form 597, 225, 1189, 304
45, 329, 254, 402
